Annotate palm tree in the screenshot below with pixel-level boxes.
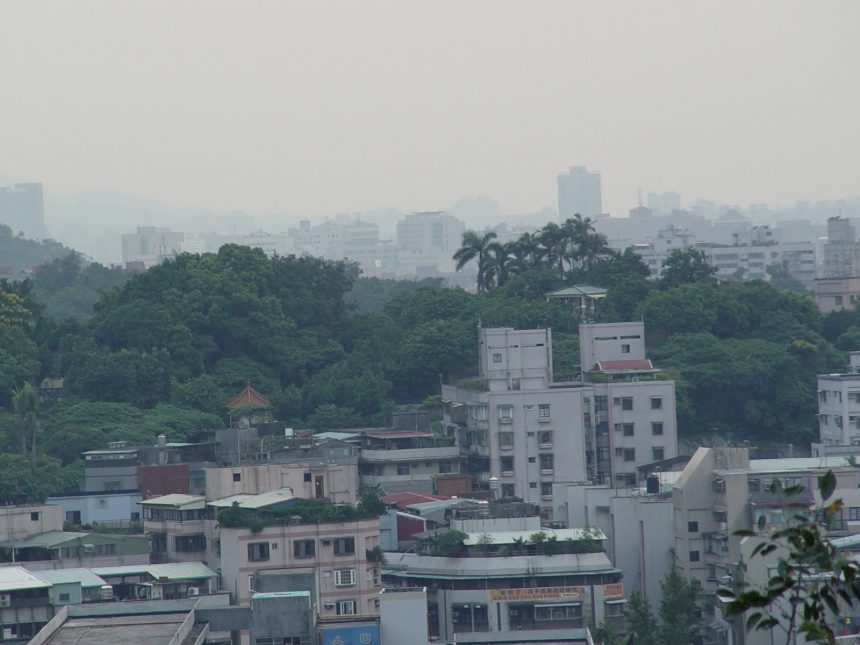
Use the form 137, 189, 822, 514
453, 230, 498, 292
485, 242, 513, 288
12, 383, 39, 467
538, 223, 570, 279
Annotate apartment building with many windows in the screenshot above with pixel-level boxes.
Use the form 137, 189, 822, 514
442, 325, 678, 521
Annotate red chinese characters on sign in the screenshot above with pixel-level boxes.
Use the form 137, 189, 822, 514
603, 583, 624, 599
489, 586, 585, 602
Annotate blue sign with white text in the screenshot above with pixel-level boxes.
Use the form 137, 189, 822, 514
321, 624, 380, 645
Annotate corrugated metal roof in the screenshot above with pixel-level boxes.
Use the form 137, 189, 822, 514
545, 285, 608, 298
139, 494, 206, 509
0, 566, 50, 592
253, 591, 310, 599
0, 531, 88, 549
207, 488, 296, 510
92, 562, 217, 581
34, 567, 107, 588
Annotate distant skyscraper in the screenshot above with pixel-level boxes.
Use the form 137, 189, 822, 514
0, 183, 47, 239
557, 166, 602, 221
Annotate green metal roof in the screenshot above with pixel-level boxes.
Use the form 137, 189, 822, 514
35, 567, 107, 588
0, 531, 88, 549
545, 285, 608, 297
92, 562, 217, 581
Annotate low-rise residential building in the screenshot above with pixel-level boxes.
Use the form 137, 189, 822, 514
139, 494, 209, 564
0, 531, 150, 571
358, 431, 461, 494
0, 566, 52, 642
46, 490, 142, 528
219, 514, 382, 619
815, 351, 860, 451
815, 276, 860, 313
382, 515, 623, 644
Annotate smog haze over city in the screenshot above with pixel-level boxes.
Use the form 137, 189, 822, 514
2, 0, 859, 258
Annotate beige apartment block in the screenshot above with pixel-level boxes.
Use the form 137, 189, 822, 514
219, 517, 381, 618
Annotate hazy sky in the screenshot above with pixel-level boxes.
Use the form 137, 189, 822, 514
1, 1, 858, 219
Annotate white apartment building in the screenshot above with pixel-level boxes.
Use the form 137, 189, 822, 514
816, 352, 860, 448
558, 166, 603, 220
121, 226, 184, 268
442, 325, 678, 521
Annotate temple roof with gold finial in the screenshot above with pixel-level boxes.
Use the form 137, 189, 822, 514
226, 383, 271, 409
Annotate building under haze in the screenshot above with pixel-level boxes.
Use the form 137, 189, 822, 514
121, 226, 184, 269
557, 166, 602, 220
0, 182, 46, 240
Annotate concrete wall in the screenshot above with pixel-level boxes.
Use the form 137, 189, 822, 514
379, 588, 429, 645
0, 505, 63, 541
479, 328, 552, 391
205, 462, 359, 505
579, 322, 646, 368
47, 492, 142, 525
219, 518, 381, 616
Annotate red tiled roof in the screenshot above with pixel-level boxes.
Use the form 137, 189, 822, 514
380, 492, 446, 508
594, 359, 654, 372
226, 383, 271, 409
364, 431, 434, 440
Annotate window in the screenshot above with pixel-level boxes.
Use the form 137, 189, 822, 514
294, 539, 315, 559
689, 550, 700, 562
58, 593, 70, 603
623, 423, 634, 437
511, 378, 521, 390
621, 344, 631, 354
621, 397, 633, 411
499, 432, 514, 448
540, 454, 554, 471
334, 569, 356, 586
303, 472, 312, 482
623, 448, 635, 462
501, 484, 515, 498
439, 460, 452, 474
849, 507, 860, 521
498, 405, 513, 422
541, 482, 553, 496
652, 447, 664, 461
396, 463, 410, 476
175, 534, 206, 552
336, 600, 357, 615
529, 482, 537, 489
248, 542, 270, 562
651, 397, 663, 410
836, 295, 844, 306
469, 405, 488, 421
534, 603, 582, 622
528, 456, 536, 463
713, 510, 727, 523
333, 537, 355, 556
500, 456, 514, 473
624, 473, 637, 486
595, 395, 608, 412
538, 430, 553, 445
538, 404, 551, 418
652, 422, 664, 436
748, 478, 760, 492
493, 353, 502, 363
615, 448, 623, 457
688, 521, 699, 533
232, 472, 241, 482
597, 447, 610, 461
30, 512, 39, 521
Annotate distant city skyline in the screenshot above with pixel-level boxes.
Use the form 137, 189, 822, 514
1, 1, 858, 223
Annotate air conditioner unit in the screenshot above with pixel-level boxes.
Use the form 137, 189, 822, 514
323, 602, 335, 609
186, 588, 199, 597
632, 377, 639, 383
81, 544, 95, 554
0, 594, 10, 608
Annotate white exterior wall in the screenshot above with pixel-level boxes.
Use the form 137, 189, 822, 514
596, 380, 679, 485
579, 322, 646, 368
379, 588, 429, 645
479, 327, 552, 391
817, 374, 860, 446
47, 493, 142, 525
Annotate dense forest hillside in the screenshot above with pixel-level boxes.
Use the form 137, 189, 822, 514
0, 241, 858, 501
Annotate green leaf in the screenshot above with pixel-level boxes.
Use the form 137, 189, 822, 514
819, 470, 836, 502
